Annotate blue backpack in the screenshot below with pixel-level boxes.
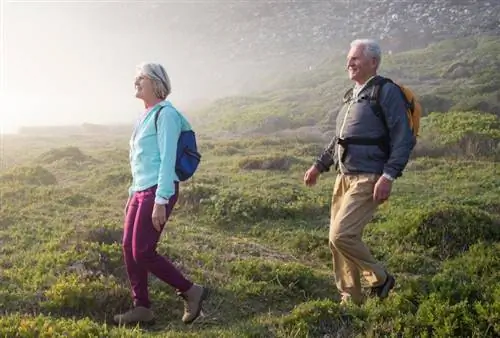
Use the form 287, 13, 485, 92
154, 107, 201, 181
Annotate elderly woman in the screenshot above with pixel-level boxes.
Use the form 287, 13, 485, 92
114, 62, 208, 326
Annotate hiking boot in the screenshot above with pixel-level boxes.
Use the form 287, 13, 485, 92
370, 274, 395, 299
113, 306, 155, 325
177, 284, 209, 324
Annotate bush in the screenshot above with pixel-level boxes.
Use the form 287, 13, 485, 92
415, 294, 489, 337
229, 259, 332, 300
272, 299, 363, 337
0, 166, 57, 185
176, 183, 218, 210
411, 111, 500, 160
238, 155, 298, 171
205, 187, 329, 225
0, 314, 141, 337
83, 228, 122, 246
38, 146, 93, 165
411, 205, 499, 259
41, 274, 130, 319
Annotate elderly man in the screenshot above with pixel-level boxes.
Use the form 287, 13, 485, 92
304, 39, 415, 305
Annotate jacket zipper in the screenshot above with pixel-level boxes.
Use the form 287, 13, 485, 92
338, 101, 353, 174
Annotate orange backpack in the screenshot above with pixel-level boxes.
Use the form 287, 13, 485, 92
369, 77, 422, 138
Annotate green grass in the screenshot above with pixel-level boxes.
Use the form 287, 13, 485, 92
1, 110, 499, 337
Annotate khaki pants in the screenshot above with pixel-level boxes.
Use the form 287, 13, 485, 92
329, 173, 387, 304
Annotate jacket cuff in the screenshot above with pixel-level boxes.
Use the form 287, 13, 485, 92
154, 196, 169, 204
314, 160, 329, 173
382, 167, 400, 180
382, 172, 395, 181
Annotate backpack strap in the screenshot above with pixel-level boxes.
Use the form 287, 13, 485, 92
369, 76, 393, 135
154, 106, 165, 132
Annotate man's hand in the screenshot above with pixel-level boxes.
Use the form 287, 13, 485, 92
152, 203, 167, 232
304, 165, 320, 186
373, 175, 393, 202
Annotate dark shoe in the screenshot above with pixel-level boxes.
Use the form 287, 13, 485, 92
177, 284, 209, 324
370, 274, 395, 299
113, 306, 155, 325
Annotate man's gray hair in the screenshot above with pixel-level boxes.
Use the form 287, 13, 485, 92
136, 62, 172, 99
351, 39, 382, 67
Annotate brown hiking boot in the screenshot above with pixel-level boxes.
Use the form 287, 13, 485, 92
113, 306, 155, 325
177, 284, 209, 324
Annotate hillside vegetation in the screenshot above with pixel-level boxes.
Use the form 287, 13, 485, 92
0, 108, 499, 336
191, 35, 500, 136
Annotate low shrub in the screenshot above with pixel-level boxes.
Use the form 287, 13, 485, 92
228, 259, 332, 300
41, 274, 130, 320
0, 166, 57, 186
0, 314, 141, 337
411, 205, 499, 259
238, 155, 297, 171
38, 146, 93, 165
272, 299, 364, 337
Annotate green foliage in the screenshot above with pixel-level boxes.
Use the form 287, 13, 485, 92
228, 259, 331, 300
192, 35, 500, 134
421, 111, 500, 145
411, 111, 500, 160
271, 299, 364, 337
41, 274, 130, 319
238, 155, 299, 171
410, 205, 499, 259
0, 314, 141, 337
204, 183, 329, 226
38, 146, 94, 165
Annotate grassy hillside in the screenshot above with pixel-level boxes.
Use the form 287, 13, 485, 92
191, 35, 500, 136
0, 111, 499, 337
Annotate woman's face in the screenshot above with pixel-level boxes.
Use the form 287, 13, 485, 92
134, 73, 155, 101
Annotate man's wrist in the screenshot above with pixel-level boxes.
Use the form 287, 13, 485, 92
314, 161, 328, 173
382, 173, 395, 181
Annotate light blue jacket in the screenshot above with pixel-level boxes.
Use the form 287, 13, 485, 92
128, 100, 192, 203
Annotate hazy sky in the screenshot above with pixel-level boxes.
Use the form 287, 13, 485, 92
0, 0, 261, 133
3, 0, 496, 133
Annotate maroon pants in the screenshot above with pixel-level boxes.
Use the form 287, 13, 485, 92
123, 183, 192, 308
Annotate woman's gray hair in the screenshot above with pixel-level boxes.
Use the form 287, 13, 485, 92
136, 62, 171, 99
350, 39, 382, 68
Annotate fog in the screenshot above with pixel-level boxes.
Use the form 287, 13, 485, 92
1, 0, 499, 134
1, 2, 254, 133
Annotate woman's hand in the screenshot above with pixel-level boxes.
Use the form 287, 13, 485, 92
152, 203, 167, 232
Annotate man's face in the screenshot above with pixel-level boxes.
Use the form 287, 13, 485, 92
346, 44, 378, 83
